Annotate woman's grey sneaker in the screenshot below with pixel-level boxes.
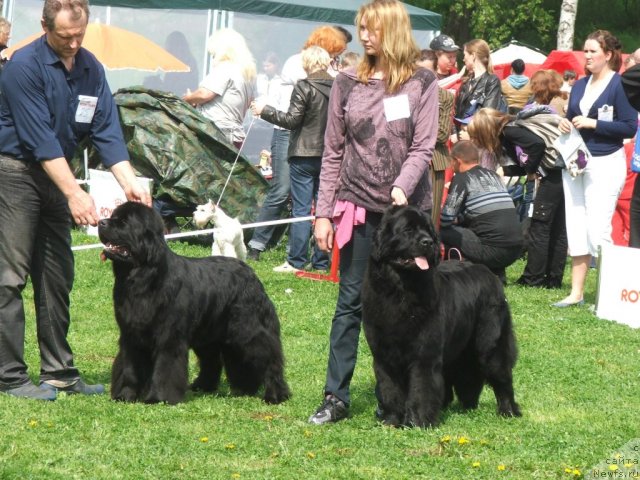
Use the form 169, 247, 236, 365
40, 379, 105, 395
308, 394, 348, 424
2, 382, 57, 401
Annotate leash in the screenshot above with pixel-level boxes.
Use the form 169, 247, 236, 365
216, 114, 257, 207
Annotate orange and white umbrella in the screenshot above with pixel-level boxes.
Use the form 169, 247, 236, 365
5, 23, 190, 72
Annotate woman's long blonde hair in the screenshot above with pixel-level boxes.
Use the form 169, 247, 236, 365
207, 28, 257, 82
355, 0, 420, 93
467, 108, 512, 156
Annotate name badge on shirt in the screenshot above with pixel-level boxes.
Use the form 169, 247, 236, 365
597, 104, 614, 122
383, 94, 410, 122
75, 95, 98, 123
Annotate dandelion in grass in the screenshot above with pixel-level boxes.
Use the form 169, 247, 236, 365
263, 415, 273, 422
225, 443, 236, 450
28, 419, 38, 428
458, 436, 470, 445
199, 437, 209, 443
609, 464, 618, 471
440, 435, 451, 444
303, 430, 312, 438
307, 452, 316, 459
497, 464, 506, 471
472, 461, 480, 468
564, 466, 581, 477
231, 474, 240, 479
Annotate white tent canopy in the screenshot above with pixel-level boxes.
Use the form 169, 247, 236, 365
491, 40, 547, 66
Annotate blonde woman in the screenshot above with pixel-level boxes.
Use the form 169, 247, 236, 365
252, 46, 333, 273
309, 0, 438, 424
183, 28, 256, 147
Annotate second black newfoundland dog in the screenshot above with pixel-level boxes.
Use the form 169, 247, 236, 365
98, 202, 290, 405
362, 206, 520, 427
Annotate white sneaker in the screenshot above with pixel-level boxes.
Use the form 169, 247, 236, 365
273, 262, 300, 273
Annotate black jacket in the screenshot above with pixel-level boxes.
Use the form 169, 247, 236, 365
455, 71, 503, 120
260, 70, 333, 158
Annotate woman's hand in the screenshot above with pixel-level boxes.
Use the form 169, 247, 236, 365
558, 118, 573, 134
571, 115, 597, 130
391, 186, 408, 206
314, 218, 334, 252
251, 100, 266, 116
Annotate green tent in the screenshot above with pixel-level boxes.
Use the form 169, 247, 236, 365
88, 0, 441, 30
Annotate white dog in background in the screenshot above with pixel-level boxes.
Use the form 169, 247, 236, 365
193, 200, 247, 261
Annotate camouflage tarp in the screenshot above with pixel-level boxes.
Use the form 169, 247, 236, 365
74, 86, 268, 224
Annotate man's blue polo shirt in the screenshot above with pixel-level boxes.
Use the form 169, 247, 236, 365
0, 35, 128, 167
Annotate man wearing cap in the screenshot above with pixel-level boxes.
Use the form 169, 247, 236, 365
429, 34, 459, 80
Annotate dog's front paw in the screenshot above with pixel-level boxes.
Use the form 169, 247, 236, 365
111, 386, 139, 402
404, 409, 440, 428
498, 401, 522, 418
263, 385, 291, 405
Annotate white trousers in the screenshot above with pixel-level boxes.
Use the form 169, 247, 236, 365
562, 148, 626, 257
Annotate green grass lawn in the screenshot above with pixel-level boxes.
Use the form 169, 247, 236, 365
1, 231, 639, 479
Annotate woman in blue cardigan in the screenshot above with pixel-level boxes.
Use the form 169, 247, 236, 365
555, 30, 637, 307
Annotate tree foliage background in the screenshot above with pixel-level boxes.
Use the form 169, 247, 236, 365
408, 0, 640, 53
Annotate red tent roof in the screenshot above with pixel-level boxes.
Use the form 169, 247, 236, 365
540, 50, 586, 76
541, 50, 631, 78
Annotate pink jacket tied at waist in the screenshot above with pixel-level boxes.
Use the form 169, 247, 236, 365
332, 200, 366, 249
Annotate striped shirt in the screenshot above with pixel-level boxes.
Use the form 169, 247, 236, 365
440, 165, 523, 247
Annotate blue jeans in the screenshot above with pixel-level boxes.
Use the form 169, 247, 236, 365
0, 156, 80, 389
248, 129, 291, 251
287, 157, 328, 270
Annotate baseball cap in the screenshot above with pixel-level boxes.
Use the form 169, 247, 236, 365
429, 34, 460, 52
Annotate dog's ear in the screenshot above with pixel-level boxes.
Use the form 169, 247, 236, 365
370, 206, 397, 262
422, 211, 441, 265
135, 206, 167, 266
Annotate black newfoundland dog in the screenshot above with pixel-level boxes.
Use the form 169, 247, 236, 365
362, 206, 520, 427
98, 202, 290, 405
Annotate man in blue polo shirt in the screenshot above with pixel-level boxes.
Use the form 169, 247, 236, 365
0, 0, 150, 400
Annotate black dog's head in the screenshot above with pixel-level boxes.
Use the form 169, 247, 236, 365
370, 205, 440, 271
98, 202, 167, 266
